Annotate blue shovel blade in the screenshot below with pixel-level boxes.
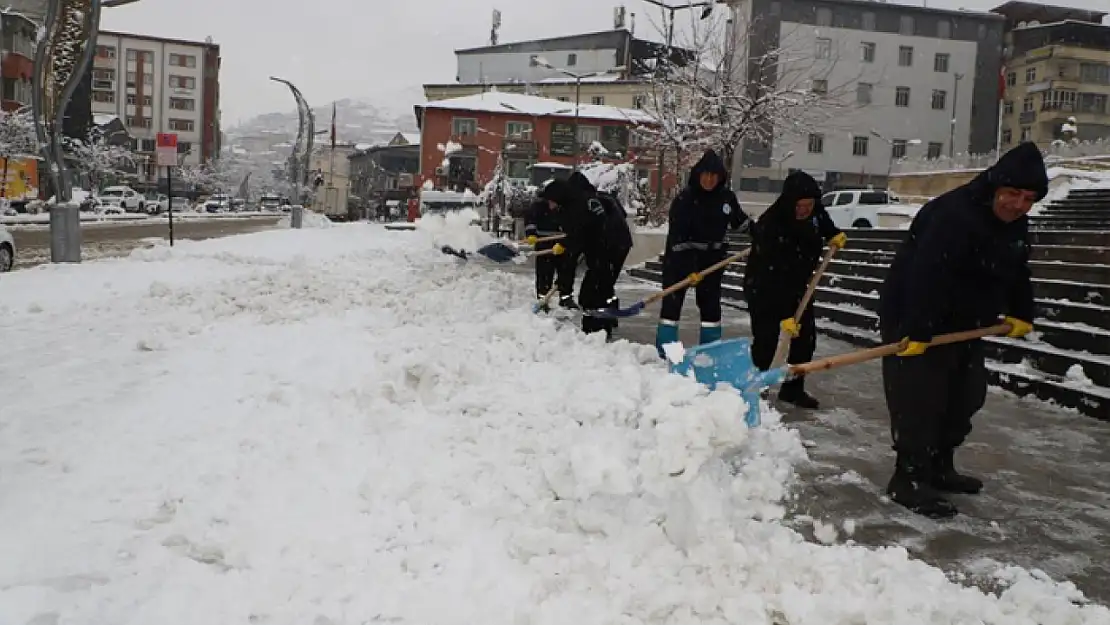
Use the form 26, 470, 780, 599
475, 242, 520, 263
667, 338, 787, 428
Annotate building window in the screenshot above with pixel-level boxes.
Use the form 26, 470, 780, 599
895, 86, 910, 107
931, 89, 947, 110
169, 75, 197, 89
1078, 93, 1108, 114
927, 142, 943, 158
811, 79, 828, 95
1001, 128, 1012, 144
451, 118, 477, 136
816, 38, 832, 59
1006, 72, 1016, 87
898, 46, 913, 67
92, 91, 115, 103
1079, 63, 1110, 85
1025, 67, 1036, 83
852, 135, 869, 156
178, 141, 192, 155
92, 69, 115, 82
808, 133, 824, 153
505, 121, 533, 139
899, 15, 914, 35
95, 45, 116, 59
857, 82, 873, 105
934, 53, 949, 73
126, 94, 153, 106
141, 139, 156, 152
566, 53, 577, 67
591, 96, 605, 105
891, 139, 908, 159
860, 42, 875, 63
506, 160, 533, 180
168, 118, 195, 132
577, 125, 600, 148
169, 53, 197, 68
936, 20, 951, 39
126, 116, 153, 129
1003, 100, 1013, 115
816, 7, 832, 26
126, 49, 153, 62
1043, 89, 1077, 111
862, 11, 876, 30
169, 97, 196, 111
1020, 126, 1031, 141
632, 94, 646, 109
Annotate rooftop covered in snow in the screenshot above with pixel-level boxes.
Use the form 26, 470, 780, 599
415, 91, 655, 126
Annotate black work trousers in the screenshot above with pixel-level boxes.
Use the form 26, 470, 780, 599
659, 249, 725, 324
580, 245, 630, 335
880, 321, 988, 466
748, 301, 816, 371
534, 244, 574, 298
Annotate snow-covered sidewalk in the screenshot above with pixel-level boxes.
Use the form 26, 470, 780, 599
1, 223, 1106, 624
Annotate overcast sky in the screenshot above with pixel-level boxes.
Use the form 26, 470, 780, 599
101, 0, 1084, 125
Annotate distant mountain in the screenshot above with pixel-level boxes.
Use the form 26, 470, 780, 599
227, 86, 425, 150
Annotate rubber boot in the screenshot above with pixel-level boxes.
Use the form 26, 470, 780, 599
655, 321, 680, 359
886, 452, 958, 519
931, 448, 983, 494
699, 322, 723, 345
777, 376, 820, 409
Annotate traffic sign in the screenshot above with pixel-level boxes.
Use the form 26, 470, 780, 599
156, 133, 178, 167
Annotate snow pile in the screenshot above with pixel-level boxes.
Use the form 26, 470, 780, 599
276, 208, 333, 229
0, 226, 1107, 624
415, 207, 494, 252
1032, 166, 1110, 214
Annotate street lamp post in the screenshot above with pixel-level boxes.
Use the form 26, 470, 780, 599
637, 0, 715, 208
949, 72, 964, 159
531, 57, 625, 170
871, 129, 921, 184
269, 77, 316, 207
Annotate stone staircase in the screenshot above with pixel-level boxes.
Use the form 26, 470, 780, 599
1031, 188, 1110, 230
629, 188, 1110, 420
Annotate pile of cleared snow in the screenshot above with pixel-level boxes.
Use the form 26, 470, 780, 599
0, 225, 1106, 624
277, 208, 333, 229
415, 207, 495, 253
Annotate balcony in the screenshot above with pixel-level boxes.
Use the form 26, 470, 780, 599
1039, 108, 1107, 125
93, 55, 116, 68
1019, 110, 1038, 124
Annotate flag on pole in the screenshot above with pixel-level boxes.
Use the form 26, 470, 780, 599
330, 102, 337, 149
998, 65, 1007, 100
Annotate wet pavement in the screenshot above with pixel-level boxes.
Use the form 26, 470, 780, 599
8, 216, 282, 270
503, 255, 1110, 603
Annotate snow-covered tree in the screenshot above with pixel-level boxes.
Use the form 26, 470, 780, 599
62, 127, 135, 192
179, 150, 285, 200
0, 107, 42, 200
634, 8, 861, 175
479, 155, 534, 220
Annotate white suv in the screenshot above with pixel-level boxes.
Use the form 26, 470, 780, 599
820, 189, 899, 229
98, 186, 146, 213
0, 223, 15, 272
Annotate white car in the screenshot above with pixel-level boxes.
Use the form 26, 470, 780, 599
0, 224, 15, 272
820, 189, 899, 229
158, 196, 193, 213
205, 194, 231, 213
98, 186, 146, 213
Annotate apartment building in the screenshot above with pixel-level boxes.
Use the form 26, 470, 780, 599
89, 30, 221, 175
0, 9, 36, 112
722, 0, 1005, 191
425, 29, 696, 110
993, 1, 1109, 148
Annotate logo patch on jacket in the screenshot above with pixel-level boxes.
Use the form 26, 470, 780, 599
722, 204, 731, 215
587, 199, 605, 216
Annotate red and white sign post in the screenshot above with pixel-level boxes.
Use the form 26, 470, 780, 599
156, 133, 178, 246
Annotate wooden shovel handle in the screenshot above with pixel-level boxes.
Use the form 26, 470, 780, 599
532, 248, 561, 257
643, 248, 751, 307
789, 323, 1012, 376
520, 234, 565, 245
771, 245, 840, 367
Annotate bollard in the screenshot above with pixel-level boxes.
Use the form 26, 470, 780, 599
290, 204, 304, 229
49, 202, 82, 263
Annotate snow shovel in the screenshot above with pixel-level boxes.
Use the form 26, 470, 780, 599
585, 248, 751, 319
769, 245, 839, 369
533, 287, 560, 313
519, 234, 565, 247
441, 241, 565, 264
669, 323, 1012, 428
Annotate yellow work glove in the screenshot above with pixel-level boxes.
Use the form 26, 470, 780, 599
526, 235, 538, 246
1003, 316, 1033, 338
896, 340, 928, 357
687, 272, 702, 285
829, 232, 848, 250
780, 318, 800, 338
552, 243, 565, 255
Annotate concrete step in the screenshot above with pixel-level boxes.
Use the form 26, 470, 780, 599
726, 229, 1110, 248
823, 251, 1110, 284
628, 266, 1110, 420
822, 242, 1110, 265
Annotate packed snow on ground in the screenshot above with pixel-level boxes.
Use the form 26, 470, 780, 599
1, 219, 1107, 624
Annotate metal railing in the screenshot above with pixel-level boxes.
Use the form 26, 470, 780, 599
891, 137, 1110, 174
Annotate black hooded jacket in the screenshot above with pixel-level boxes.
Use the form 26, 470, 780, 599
566, 171, 634, 250
539, 177, 608, 258
665, 150, 746, 255
743, 170, 841, 316
880, 142, 1046, 342
524, 198, 562, 239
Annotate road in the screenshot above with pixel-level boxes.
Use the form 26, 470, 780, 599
499, 252, 1110, 604
9, 216, 282, 270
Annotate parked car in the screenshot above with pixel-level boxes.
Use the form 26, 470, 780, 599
158, 196, 193, 213
820, 189, 899, 229
231, 198, 247, 212
98, 186, 146, 213
0, 224, 15, 272
204, 194, 231, 213
259, 195, 282, 212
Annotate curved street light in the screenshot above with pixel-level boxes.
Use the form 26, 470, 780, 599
269, 76, 316, 204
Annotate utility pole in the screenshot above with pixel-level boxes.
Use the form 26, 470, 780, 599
949, 72, 963, 158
